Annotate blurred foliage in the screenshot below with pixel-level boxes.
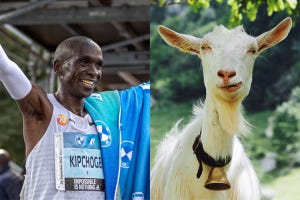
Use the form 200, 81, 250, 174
0, 84, 24, 166
242, 87, 300, 178
0, 36, 26, 165
151, 0, 299, 26
271, 87, 300, 171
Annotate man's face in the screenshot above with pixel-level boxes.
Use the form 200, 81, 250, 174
59, 42, 103, 99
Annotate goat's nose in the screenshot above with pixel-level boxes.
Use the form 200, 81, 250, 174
217, 70, 236, 81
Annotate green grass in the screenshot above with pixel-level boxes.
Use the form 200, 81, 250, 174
262, 167, 300, 200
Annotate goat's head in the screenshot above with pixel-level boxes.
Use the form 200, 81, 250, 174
158, 18, 292, 103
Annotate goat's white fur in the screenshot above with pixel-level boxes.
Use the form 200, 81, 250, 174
151, 17, 292, 200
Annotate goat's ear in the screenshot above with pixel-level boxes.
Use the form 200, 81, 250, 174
256, 17, 292, 53
158, 25, 201, 55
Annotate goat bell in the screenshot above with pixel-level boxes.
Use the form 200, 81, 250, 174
205, 167, 231, 190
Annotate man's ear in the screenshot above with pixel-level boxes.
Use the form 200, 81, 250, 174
53, 60, 64, 77
256, 17, 292, 53
158, 25, 202, 55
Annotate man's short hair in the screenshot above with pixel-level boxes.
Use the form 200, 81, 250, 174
53, 36, 100, 64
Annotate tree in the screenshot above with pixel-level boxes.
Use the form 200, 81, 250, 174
151, 0, 299, 25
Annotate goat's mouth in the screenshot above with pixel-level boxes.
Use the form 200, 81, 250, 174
219, 82, 242, 92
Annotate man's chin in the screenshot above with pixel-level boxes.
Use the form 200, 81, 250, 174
76, 89, 95, 99
83, 91, 94, 98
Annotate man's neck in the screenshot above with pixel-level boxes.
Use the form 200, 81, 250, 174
54, 92, 86, 117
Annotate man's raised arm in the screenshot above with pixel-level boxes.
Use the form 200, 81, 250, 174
0, 45, 31, 100
0, 44, 53, 156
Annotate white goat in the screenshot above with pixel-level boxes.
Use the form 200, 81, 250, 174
151, 18, 292, 200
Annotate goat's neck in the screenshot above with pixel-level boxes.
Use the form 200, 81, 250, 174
200, 93, 246, 160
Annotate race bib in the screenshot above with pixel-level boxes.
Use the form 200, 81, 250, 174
54, 132, 105, 191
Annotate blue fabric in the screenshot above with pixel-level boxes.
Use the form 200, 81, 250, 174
119, 82, 150, 200
84, 82, 150, 200
84, 91, 121, 200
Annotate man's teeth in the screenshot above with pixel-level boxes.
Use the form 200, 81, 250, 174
82, 80, 94, 87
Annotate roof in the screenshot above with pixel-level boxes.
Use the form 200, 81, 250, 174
0, 0, 149, 91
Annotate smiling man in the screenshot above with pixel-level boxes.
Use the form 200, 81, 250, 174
0, 36, 150, 200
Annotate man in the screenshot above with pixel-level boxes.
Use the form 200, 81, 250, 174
0, 149, 23, 200
0, 36, 149, 200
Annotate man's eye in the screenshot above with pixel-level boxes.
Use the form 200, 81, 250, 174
96, 62, 103, 68
81, 59, 88, 64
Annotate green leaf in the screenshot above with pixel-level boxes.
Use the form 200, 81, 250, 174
287, 0, 297, 9
278, 0, 285, 10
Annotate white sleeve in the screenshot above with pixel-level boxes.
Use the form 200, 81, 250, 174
0, 45, 32, 100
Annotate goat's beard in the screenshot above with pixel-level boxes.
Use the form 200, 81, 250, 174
216, 89, 246, 102
214, 97, 250, 136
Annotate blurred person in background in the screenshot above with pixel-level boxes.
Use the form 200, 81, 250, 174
0, 149, 23, 200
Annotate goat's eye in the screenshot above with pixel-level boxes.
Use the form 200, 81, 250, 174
201, 43, 212, 52
247, 47, 257, 54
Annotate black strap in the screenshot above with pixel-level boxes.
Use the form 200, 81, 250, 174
192, 133, 231, 178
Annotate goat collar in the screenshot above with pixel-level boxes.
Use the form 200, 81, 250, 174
192, 133, 231, 179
